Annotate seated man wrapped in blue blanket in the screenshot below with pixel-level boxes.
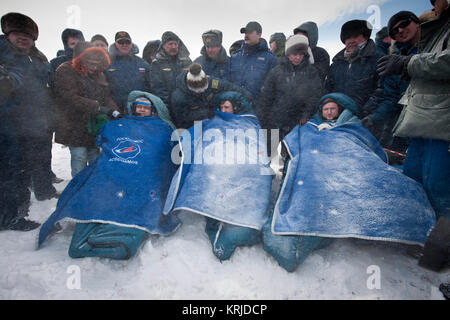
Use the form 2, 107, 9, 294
164, 91, 273, 260
37, 91, 181, 259
262, 93, 436, 272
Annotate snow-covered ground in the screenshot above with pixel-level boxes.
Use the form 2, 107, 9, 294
0, 143, 448, 300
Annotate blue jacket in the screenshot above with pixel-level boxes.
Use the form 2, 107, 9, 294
105, 44, 151, 113
194, 46, 230, 80
229, 38, 278, 100
0, 36, 53, 138
325, 39, 380, 117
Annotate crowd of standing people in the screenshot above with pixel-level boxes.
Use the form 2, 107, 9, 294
0, 0, 449, 273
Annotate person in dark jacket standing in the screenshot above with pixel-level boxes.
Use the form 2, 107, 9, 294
229, 21, 278, 101
50, 28, 85, 88
105, 31, 151, 113
150, 31, 192, 111
0, 12, 55, 230
54, 41, 120, 178
171, 63, 252, 129
361, 11, 421, 158
257, 34, 323, 156
194, 29, 230, 80
142, 40, 161, 64
269, 32, 286, 62
293, 21, 330, 84
325, 20, 380, 117
376, 0, 450, 272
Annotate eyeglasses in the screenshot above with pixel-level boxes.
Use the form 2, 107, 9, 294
391, 19, 412, 36
117, 39, 131, 45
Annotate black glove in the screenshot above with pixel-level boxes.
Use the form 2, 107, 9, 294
98, 106, 122, 119
376, 55, 412, 78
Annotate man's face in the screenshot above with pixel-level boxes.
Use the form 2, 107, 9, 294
67, 36, 80, 49
7, 31, 34, 53
205, 45, 221, 59
220, 101, 234, 114
244, 31, 261, 46
288, 52, 305, 66
392, 19, 420, 44
322, 102, 340, 121
163, 40, 179, 57
344, 34, 368, 53
135, 105, 152, 117
92, 40, 108, 52
115, 38, 132, 56
269, 41, 277, 52
85, 60, 101, 75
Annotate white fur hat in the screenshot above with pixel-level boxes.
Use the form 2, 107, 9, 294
285, 34, 314, 64
186, 63, 209, 93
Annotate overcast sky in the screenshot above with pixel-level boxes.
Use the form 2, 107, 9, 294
1, 0, 431, 60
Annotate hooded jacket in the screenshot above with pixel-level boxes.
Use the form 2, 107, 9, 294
171, 71, 252, 129
105, 43, 151, 113
325, 39, 380, 116
150, 32, 192, 109
194, 46, 230, 80
49, 28, 84, 90
310, 92, 360, 125
229, 38, 278, 100
257, 55, 323, 132
393, 6, 450, 142
293, 22, 330, 83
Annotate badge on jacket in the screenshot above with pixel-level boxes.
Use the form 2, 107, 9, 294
211, 79, 219, 89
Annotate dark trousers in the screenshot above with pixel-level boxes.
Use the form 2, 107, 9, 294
18, 132, 56, 199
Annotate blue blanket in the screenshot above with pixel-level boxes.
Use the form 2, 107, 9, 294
38, 116, 181, 248
272, 122, 436, 245
164, 111, 272, 230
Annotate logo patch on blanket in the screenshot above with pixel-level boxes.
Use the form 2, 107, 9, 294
111, 138, 142, 164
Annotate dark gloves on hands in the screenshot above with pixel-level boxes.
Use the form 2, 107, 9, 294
376, 54, 412, 78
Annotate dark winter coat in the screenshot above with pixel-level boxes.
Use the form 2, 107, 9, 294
229, 38, 278, 100
257, 56, 323, 133
49, 29, 85, 91
325, 39, 380, 117
105, 44, 151, 113
150, 33, 192, 108
53, 61, 118, 147
0, 36, 53, 138
194, 46, 230, 80
170, 71, 252, 129
293, 22, 330, 83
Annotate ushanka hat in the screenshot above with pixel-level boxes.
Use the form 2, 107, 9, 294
202, 30, 222, 47
285, 35, 315, 64
340, 20, 373, 43
186, 63, 208, 93
1, 12, 39, 40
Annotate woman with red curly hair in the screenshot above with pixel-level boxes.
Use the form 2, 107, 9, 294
54, 41, 119, 178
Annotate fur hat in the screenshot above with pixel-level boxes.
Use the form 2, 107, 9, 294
285, 35, 314, 64
340, 20, 373, 43
1, 12, 39, 40
72, 42, 110, 75
186, 63, 208, 93
202, 30, 222, 47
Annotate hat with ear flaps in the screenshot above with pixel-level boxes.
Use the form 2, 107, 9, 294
1, 12, 39, 40
186, 63, 209, 93
340, 20, 373, 43
285, 35, 315, 64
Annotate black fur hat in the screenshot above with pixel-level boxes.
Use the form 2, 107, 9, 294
340, 20, 373, 43
1, 12, 39, 40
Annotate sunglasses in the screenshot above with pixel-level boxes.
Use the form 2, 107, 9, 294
117, 39, 131, 45
391, 19, 412, 36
